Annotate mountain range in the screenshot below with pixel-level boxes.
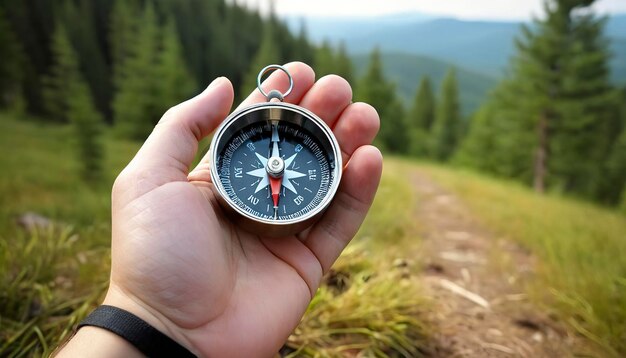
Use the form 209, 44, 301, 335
351, 52, 497, 116
286, 13, 626, 114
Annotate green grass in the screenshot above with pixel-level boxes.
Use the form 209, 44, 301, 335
285, 160, 430, 357
5, 113, 626, 356
0, 114, 139, 356
0, 113, 139, 229
285, 244, 430, 357
418, 162, 626, 356
0, 114, 429, 357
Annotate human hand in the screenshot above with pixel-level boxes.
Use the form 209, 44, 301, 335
97, 62, 381, 357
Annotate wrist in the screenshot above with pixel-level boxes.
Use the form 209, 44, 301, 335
55, 326, 144, 358
102, 285, 197, 356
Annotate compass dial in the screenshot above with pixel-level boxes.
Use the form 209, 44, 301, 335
209, 103, 342, 236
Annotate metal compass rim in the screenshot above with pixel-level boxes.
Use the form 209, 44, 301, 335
208, 102, 342, 228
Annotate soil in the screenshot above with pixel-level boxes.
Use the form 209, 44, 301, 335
410, 170, 586, 357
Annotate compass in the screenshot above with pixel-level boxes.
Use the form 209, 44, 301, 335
208, 65, 342, 237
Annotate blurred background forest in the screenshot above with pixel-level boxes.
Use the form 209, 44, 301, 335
1, 0, 625, 356
1, 0, 625, 206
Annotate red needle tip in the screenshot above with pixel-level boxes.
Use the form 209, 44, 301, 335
269, 177, 282, 207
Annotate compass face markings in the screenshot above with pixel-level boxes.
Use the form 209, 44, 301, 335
217, 121, 332, 221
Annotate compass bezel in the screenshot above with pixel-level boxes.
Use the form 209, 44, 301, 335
208, 102, 342, 236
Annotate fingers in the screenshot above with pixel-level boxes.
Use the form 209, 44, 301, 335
126, 78, 234, 182
302, 145, 383, 272
298, 75, 352, 129
332, 103, 380, 164
258, 235, 323, 299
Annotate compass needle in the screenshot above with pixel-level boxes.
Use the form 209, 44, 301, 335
271, 124, 280, 158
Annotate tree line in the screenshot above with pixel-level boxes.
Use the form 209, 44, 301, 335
356, 48, 464, 161
367, 0, 625, 209
0, 0, 623, 208
0, 0, 352, 180
455, 0, 626, 207
356, 0, 625, 209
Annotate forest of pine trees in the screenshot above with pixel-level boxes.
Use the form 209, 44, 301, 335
0, 0, 623, 207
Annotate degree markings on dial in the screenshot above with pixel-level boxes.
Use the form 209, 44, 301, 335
249, 178, 261, 188
219, 120, 335, 221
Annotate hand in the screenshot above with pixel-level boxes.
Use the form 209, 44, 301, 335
77, 62, 381, 357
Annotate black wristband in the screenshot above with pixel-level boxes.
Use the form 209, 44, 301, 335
77, 305, 196, 358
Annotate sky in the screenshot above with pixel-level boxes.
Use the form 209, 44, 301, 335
239, 0, 626, 21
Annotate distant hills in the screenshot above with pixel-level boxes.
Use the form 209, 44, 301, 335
289, 13, 626, 80
351, 52, 497, 116
286, 13, 626, 114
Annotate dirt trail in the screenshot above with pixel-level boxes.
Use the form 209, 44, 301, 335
410, 170, 583, 357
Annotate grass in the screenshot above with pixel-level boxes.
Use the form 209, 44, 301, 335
284, 160, 430, 357
0, 114, 138, 356
418, 162, 626, 356
5, 113, 626, 356
0, 114, 429, 357
285, 245, 430, 357
0, 225, 109, 357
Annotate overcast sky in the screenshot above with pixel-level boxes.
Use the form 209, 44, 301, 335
240, 0, 626, 21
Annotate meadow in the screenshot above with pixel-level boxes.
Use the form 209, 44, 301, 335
1, 114, 625, 356
0, 115, 430, 357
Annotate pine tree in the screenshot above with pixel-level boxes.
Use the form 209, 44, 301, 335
598, 88, 626, 205
113, 1, 161, 140
241, 21, 281, 97
500, 0, 615, 198
60, 0, 110, 117
407, 76, 435, 156
454, 86, 535, 180
67, 79, 104, 182
454, 0, 618, 202
355, 47, 408, 153
109, 0, 139, 90
0, 6, 22, 108
549, 10, 616, 198
335, 42, 354, 84
42, 24, 80, 122
157, 18, 196, 111
314, 40, 335, 78
292, 21, 315, 65
224, 2, 264, 90
43, 22, 104, 180
384, 100, 407, 153
430, 69, 461, 161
